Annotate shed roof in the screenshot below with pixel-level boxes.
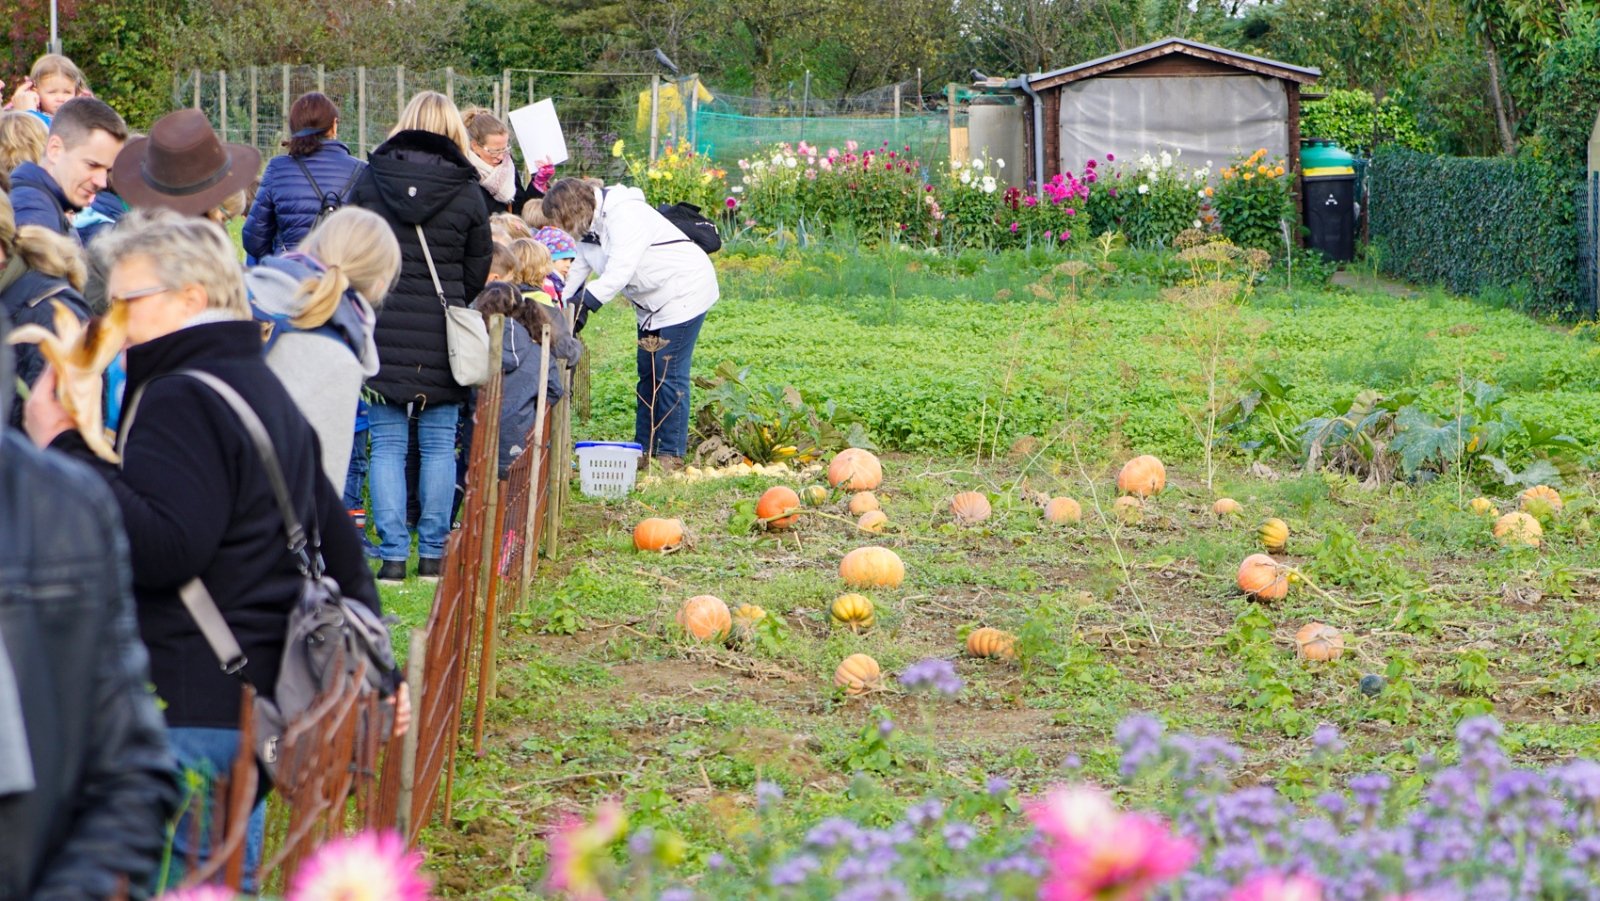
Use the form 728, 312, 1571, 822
1017, 37, 1321, 91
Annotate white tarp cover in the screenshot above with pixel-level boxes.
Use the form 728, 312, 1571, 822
1058, 75, 1288, 171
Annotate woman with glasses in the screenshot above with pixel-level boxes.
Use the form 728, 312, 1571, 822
462, 108, 545, 215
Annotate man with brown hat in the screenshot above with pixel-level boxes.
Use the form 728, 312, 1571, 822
113, 108, 260, 220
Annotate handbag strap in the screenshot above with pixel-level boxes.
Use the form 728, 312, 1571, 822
414, 224, 449, 309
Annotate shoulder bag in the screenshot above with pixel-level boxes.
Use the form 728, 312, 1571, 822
415, 224, 491, 387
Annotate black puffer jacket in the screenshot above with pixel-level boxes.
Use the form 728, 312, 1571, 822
0, 320, 179, 901
349, 130, 491, 407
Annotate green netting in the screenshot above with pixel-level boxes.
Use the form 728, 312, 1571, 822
692, 111, 951, 168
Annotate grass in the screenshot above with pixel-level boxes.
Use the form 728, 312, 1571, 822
372, 245, 1600, 897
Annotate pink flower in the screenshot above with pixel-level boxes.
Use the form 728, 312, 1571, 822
1023, 196, 1039, 208
155, 887, 237, 901
1228, 874, 1324, 901
805, 168, 817, 180
827, 147, 839, 158
725, 196, 738, 209
924, 184, 934, 192
1009, 221, 1020, 233
545, 801, 626, 901
1029, 787, 1195, 901
885, 163, 893, 170
1086, 159, 1097, 169
1044, 230, 1053, 240
1060, 231, 1070, 241
1105, 153, 1115, 162
1065, 208, 1075, 216
846, 140, 859, 152
288, 831, 430, 901
889, 150, 897, 158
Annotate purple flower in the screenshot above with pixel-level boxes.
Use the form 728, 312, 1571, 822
943, 821, 978, 850
806, 817, 863, 849
1311, 724, 1346, 758
755, 780, 784, 810
660, 889, 694, 901
879, 718, 896, 737
986, 776, 1011, 796
899, 659, 963, 697
768, 853, 819, 886
706, 852, 727, 870
906, 798, 946, 827
1350, 773, 1392, 809
1116, 714, 1166, 779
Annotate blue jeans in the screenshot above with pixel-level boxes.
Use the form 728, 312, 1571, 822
343, 427, 369, 511
368, 400, 460, 561
636, 313, 706, 457
165, 727, 265, 892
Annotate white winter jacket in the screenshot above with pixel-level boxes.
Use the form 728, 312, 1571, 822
561, 185, 719, 330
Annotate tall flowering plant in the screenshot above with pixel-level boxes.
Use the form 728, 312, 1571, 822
937, 155, 1004, 246
737, 140, 932, 242
1091, 149, 1208, 248
1211, 149, 1294, 252
620, 141, 729, 215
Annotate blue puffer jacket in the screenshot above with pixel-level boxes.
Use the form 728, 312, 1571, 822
241, 141, 364, 260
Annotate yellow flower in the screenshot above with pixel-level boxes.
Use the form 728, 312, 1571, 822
648, 169, 664, 180
1257, 164, 1270, 175
1243, 173, 1254, 181
1204, 186, 1214, 197
699, 172, 712, 184
611, 139, 625, 158
1274, 166, 1286, 177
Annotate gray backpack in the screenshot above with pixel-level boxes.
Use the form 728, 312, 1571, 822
119, 369, 398, 779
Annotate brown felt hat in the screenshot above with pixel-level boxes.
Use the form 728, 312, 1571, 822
112, 108, 261, 217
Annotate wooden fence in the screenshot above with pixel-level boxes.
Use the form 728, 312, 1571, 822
178, 315, 578, 889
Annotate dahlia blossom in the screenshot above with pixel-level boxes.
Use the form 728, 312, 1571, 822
287, 831, 431, 901
544, 801, 626, 901
1029, 787, 1195, 901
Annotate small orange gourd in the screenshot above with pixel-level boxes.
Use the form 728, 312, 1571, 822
801, 485, 829, 506
951, 491, 992, 525
857, 510, 888, 534
834, 653, 882, 694
830, 593, 876, 630
1117, 455, 1166, 497
1113, 495, 1143, 524
966, 627, 1017, 660
840, 547, 905, 589
1468, 497, 1497, 516
677, 595, 732, 641
1493, 511, 1543, 547
757, 486, 802, 529
1043, 497, 1081, 524
1258, 518, 1289, 552
828, 448, 884, 491
1237, 554, 1288, 602
1294, 622, 1345, 662
1213, 498, 1241, 516
849, 491, 880, 515
633, 517, 685, 552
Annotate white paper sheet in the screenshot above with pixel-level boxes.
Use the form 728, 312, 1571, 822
509, 99, 569, 167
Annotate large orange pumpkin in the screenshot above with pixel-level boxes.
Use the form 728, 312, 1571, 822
1493, 511, 1543, 547
828, 448, 883, 491
1117, 455, 1166, 497
840, 547, 905, 588
1258, 518, 1289, 552
830, 593, 876, 630
1294, 622, 1344, 661
676, 595, 731, 641
1237, 554, 1288, 601
1043, 497, 1082, 524
1519, 485, 1563, 515
633, 517, 685, 552
849, 491, 880, 515
951, 491, 992, 525
834, 653, 882, 694
857, 510, 888, 534
757, 486, 802, 529
966, 627, 1017, 660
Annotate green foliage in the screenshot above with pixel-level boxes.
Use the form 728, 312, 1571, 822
62, 0, 176, 129
1369, 148, 1583, 320
1559, 610, 1600, 668
837, 708, 914, 775
1299, 89, 1433, 155
1091, 151, 1205, 248
1529, 12, 1600, 173
1211, 150, 1295, 252
692, 360, 874, 464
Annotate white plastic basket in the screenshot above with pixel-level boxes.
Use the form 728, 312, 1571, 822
575, 441, 643, 498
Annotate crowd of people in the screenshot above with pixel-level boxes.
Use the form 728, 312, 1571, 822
1, 48, 719, 900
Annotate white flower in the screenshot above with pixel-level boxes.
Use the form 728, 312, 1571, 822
959, 170, 973, 185
1138, 153, 1154, 170
1146, 170, 1157, 182
1206, 160, 1214, 168
1159, 151, 1173, 169
951, 159, 964, 169
996, 159, 1005, 169
785, 156, 798, 169
972, 157, 984, 169
1197, 189, 1207, 198
1138, 183, 1150, 195
1193, 220, 1202, 229
982, 176, 997, 193
732, 186, 744, 193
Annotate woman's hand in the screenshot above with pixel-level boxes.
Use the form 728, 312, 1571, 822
390, 682, 412, 739
24, 367, 76, 449
8, 79, 38, 112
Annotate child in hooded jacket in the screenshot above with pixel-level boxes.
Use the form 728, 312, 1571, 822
471, 282, 582, 478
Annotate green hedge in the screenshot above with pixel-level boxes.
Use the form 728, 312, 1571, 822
1369, 149, 1585, 319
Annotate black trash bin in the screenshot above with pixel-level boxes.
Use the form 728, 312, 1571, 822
1300, 138, 1357, 262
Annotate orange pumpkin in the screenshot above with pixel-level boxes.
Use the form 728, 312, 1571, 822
1117, 455, 1166, 497
1493, 511, 1543, 547
840, 547, 905, 589
951, 491, 992, 525
633, 517, 685, 552
1294, 622, 1345, 662
834, 653, 882, 694
848, 491, 880, 515
1258, 518, 1289, 552
1044, 496, 1082, 524
801, 485, 830, 506
830, 593, 876, 630
677, 595, 732, 641
828, 448, 884, 491
1519, 485, 1563, 514
966, 627, 1017, 660
857, 510, 888, 534
1468, 497, 1497, 516
1113, 495, 1143, 524
1237, 554, 1288, 602
757, 486, 802, 529
1213, 498, 1241, 516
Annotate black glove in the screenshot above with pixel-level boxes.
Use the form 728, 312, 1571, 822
573, 289, 602, 335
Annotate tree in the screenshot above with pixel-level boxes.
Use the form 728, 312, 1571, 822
957, 0, 1139, 75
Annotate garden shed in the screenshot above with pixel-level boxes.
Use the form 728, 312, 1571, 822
1011, 38, 1320, 189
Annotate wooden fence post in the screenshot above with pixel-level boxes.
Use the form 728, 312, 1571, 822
357, 66, 367, 158
471, 318, 505, 756
395, 627, 427, 843
250, 66, 258, 150
519, 326, 553, 604
192, 69, 200, 110
446, 66, 455, 103
317, 64, 326, 94
218, 70, 227, 140
281, 65, 291, 145
502, 69, 511, 118
649, 74, 662, 163
397, 66, 406, 119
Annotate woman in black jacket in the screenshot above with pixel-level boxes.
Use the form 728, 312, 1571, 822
348, 91, 492, 581
22, 209, 403, 887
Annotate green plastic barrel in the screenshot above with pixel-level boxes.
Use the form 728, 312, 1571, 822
1300, 138, 1355, 177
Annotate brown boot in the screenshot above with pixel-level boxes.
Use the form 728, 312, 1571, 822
652, 455, 685, 473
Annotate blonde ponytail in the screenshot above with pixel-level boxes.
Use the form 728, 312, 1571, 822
14, 225, 86, 290
292, 264, 350, 329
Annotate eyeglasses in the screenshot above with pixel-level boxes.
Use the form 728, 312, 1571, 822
477, 143, 509, 160
109, 285, 175, 305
